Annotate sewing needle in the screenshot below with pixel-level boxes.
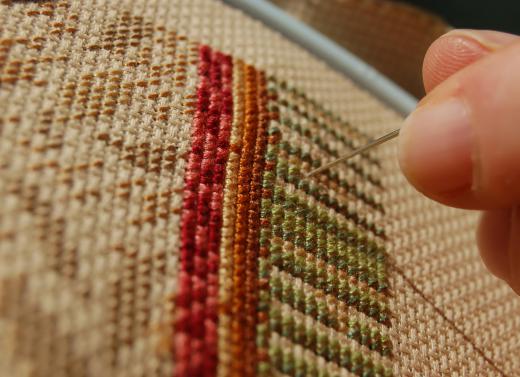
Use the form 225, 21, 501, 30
306, 128, 400, 177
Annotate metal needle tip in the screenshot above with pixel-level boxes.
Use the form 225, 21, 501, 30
306, 128, 400, 177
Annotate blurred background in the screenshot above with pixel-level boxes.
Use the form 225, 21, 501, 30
406, 0, 520, 34
271, 0, 519, 98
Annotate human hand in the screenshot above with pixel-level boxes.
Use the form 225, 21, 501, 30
397, 29, 520, 294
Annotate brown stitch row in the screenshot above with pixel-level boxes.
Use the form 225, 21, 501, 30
230, 63, 260, 377
244, 69, 269, 376
217, 58, 247, 377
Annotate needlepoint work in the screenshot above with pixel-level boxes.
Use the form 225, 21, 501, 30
1, 1, 519, 377
172, 44, 392, 376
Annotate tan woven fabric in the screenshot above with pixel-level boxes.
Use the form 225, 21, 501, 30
0, 1, 518, 377
271, 0, 450, 97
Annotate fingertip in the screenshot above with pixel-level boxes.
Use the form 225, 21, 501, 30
506, 206, 520, 295
477, 209, 511, 282
423, 32, 490, 92
477, 207, 520, 297
423, 29, 519, 92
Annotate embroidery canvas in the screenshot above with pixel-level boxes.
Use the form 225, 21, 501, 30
0, 1, 518, 376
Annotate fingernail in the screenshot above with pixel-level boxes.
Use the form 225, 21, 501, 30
399, 98, 474, 195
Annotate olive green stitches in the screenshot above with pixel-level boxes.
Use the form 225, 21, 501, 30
257, 131, 281, 377
277, 140, 384, 213
275, 263, 390, 325
270, 302, 392, 376
270, 340, 333, 377
276, 156, 385, 237
270, 271, 390, 353
267, 77, 381, 165
269, 189, 388, 293
276, 115, 382, 187
261, 81, 392, 377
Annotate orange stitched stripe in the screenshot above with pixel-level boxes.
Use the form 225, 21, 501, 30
245, 71, 269, 376
229, 65, 269, 377
217, 59, 246, 377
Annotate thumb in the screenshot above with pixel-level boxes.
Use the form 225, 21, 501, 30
398, 33, 520, 210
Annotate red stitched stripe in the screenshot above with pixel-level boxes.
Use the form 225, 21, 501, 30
175, 45, 233, 377
204, 51, 233, 375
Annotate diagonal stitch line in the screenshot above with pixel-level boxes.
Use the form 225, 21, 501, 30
389, 262, 509, 377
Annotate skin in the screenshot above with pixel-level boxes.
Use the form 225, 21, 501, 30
398, 29, 520, 295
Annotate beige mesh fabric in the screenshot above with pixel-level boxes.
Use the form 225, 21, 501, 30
271, 0, 450, 97
0, 1, 519, 377
384, 151, 520, 375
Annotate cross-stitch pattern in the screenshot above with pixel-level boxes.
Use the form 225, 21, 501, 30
1, 1, 519, 377
171, 46, 392, 376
